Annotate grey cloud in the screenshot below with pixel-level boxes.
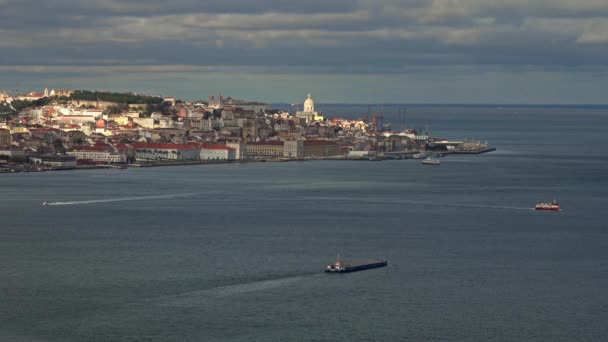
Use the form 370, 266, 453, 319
1, 0, 608, 79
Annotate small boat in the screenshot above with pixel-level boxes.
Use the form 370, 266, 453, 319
535, 199, 561, 211
412, 152, 426, 159
325, 256, 388, 273
42, 202, 49, 206
421, 157, 440, 165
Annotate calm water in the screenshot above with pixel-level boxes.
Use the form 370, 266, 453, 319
1, 106, 608, 341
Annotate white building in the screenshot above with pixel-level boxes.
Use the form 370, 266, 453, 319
67, 147, 126, 163
82, 109, 104, 117
200, 144, 236, 160
296, 94, 324, 123
226, 141, 245, 159
19, 107, 44, 119
131, 143, 200, 161
18, 91, 46, 102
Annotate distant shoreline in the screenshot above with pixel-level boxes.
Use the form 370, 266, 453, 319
1, 148, 496, 173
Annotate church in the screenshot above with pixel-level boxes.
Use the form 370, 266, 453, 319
296, 94, 324, 123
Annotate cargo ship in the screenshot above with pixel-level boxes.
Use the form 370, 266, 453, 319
535, 199, 561, 211
325, 257, 388, 273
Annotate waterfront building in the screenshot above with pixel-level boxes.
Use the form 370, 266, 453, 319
348, 150, 374, 158
131, 142, 200, 161
283, 140, 303, 158
0, 148, 26, 159
226, 141, 245, 159
200, 144, 236, 160
245, 141, 284, 159
296, 94, 324, 123
303, 140, 341, 157
0, 128, 12, 146
30, 156, 77, 169
67, 145, 127, 163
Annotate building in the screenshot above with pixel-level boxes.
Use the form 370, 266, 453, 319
296, 94, 324, 123
67, 145, 127, 163
208, 95, 224, 108
30, 156, 77, 169
0, 148, 26, 159
82, 109, 104, 117
226, 141, 245, 159
55, 89, 74, 97
0, 92, 11, 103
200, 144, 236, 160
19, 107, 45, 120
18, 92, 46, 102
0, 128, 11, 146
283, 140, 303, 158
245, 141, 284, 159
130, 143, 200, 161
303, 140, 341, 157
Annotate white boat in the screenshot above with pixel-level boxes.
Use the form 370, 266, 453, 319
421, 157, 440, 165
412, 152, 427, 159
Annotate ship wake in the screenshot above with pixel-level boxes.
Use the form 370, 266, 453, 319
152, 273, 321, 307
43, 193, 199, 206
303, 196, 535, 211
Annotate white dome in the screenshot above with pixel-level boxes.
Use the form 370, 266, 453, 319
303, 93, 315, 112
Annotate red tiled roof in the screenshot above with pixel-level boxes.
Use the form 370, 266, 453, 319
113, 144, 133, 150
200, 144, 231, 150
21, 92, 44, 97
72, 145, 110, 152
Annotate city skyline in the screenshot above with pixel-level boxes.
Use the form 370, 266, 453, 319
1, 0, 608, 104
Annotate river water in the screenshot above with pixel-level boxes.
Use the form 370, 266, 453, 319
1, 105, 608, 341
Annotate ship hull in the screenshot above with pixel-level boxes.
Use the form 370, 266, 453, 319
325, 260, 388, 273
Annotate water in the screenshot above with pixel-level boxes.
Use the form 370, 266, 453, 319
2, 106, 608, 341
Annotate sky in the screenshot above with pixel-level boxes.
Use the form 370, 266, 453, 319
1, 0, 608, 104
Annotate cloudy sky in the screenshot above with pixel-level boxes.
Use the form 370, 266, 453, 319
1, 0, 608, 103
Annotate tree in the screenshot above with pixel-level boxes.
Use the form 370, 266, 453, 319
107, 105, 123, 115
11, 100, 32, 112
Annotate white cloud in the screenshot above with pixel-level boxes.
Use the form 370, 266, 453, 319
577, 20, 608, 44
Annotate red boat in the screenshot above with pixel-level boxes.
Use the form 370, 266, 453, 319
535, 199, 561, 211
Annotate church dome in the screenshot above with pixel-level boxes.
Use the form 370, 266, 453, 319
303, 93, 315, 112
96, 119, 106, 129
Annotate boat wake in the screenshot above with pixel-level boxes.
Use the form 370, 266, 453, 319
302, 196, 534, 211
153, 273, 321, 307
446, 204, 534, 211
42, 193, 199, 206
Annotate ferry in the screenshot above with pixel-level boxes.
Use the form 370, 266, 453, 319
325, 257, 388, 273
535, 199, 561, 211
421, 157, 440, 165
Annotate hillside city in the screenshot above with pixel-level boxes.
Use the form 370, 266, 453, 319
0, 89, 490, 172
